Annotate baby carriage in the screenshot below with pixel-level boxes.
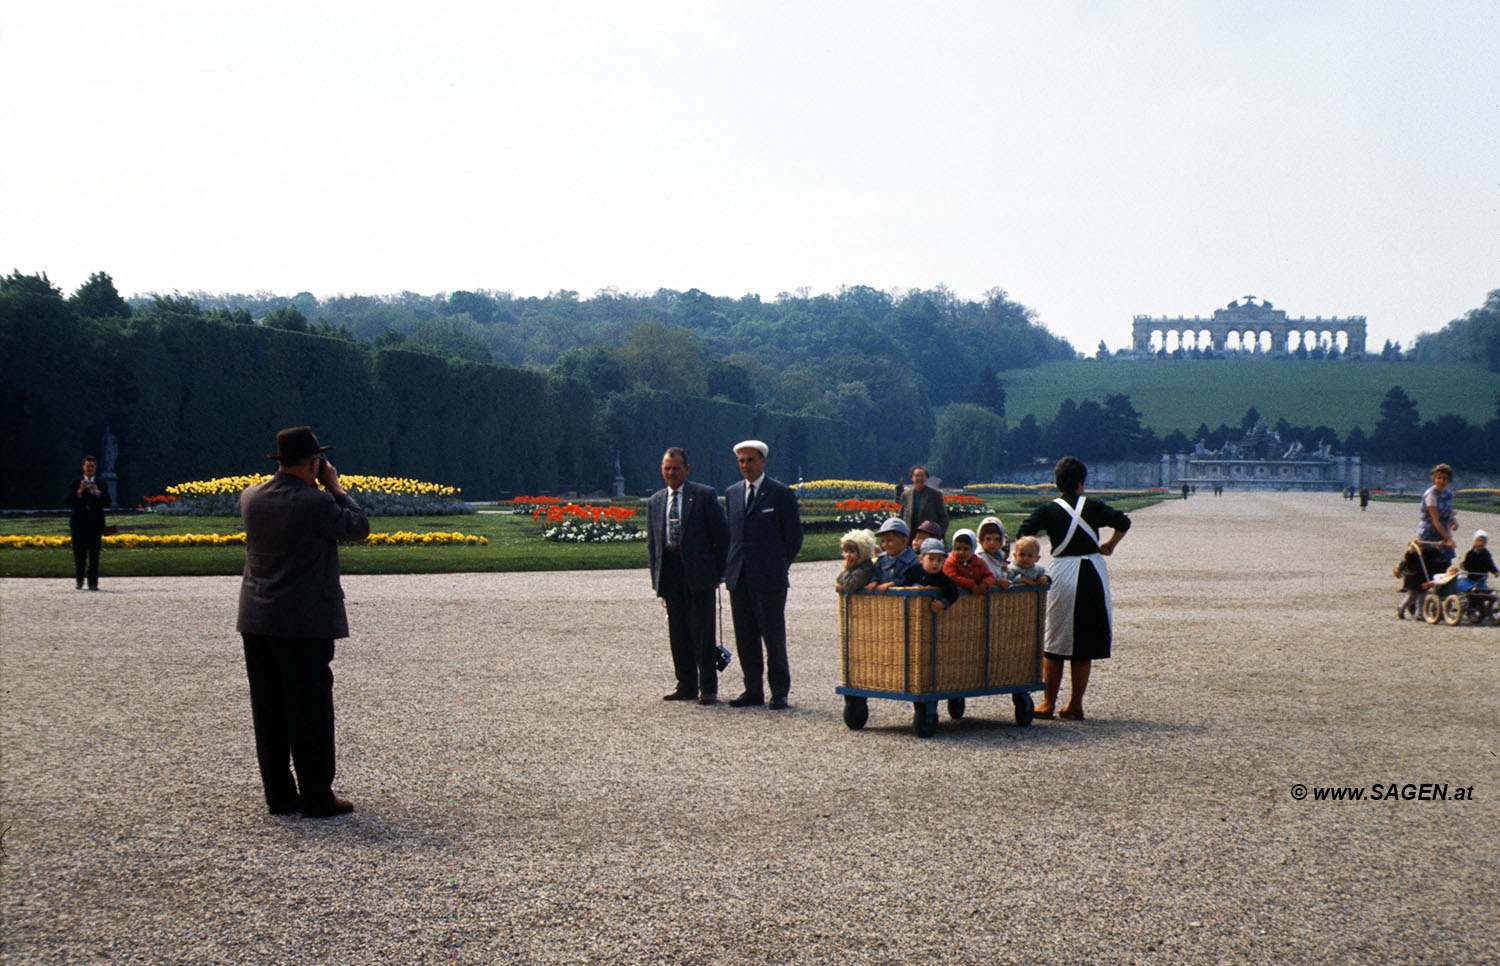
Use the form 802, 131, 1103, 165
1409, 540, 1500, 626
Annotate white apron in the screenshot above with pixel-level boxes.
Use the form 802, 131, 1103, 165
1043, 496, 1112, 659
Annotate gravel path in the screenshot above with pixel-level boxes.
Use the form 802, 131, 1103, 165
3, 493, 1497, 965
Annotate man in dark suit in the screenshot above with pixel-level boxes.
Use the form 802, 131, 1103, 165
647, 447, 731, 705
67, 455, 107, 590
724, 439, 803, 709
237, 426, 369, 818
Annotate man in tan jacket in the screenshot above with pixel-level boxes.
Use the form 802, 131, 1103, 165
237, 426, 369, 818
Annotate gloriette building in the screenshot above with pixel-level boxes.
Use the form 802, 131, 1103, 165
1132, 295, 1366, 357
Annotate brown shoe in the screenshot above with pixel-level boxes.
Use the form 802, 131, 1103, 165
302, 796, 354, 818
1059, 708, 1085, 720
663, 690, 697, 701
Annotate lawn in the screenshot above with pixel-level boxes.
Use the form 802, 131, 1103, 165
0, 493, 1170, 578
1001, 358, 1500, 436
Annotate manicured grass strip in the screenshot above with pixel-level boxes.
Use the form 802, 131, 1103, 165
0, 494, 1167, 578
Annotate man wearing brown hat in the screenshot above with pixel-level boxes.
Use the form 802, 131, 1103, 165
237, 426, 369, 818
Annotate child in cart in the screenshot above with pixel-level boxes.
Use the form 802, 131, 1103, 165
1457, 530, 1497, 593
873, 518, 924, 591
943, 528, 996, 594
836, 529, 879, 593
1007, 536, 1051, 586
975, 516, 1011, 587
916, 538, 961, 612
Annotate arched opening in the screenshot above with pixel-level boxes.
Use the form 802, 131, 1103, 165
1149, 329, 1164, 351
1287, 330, 1301, 353
1165, 330, 1180, 352
1335, 331, 1349, 351
1198, 329, 1213, 352
1259, 331, 1272, 352
1226, 331, 1243, 352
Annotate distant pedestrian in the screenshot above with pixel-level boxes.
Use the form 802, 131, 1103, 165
1180, 483, 1189, 500
1359, 487, 1370, 511
66, 455, 107, 590
237, 426, 370, 818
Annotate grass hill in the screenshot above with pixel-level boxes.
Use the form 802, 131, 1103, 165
1000, 359, 1499, 436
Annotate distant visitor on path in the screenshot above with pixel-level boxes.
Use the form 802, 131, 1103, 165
647, 447, 730, 706
1416, 464, 1456, 566
1018, 456, 1130, 722
724, 439, 803, 710
66, 455, 107, 590
899, 464, 949, 537
237, 426, 370, 819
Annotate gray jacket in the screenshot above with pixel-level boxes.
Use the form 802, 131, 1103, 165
236, 472, 370, 639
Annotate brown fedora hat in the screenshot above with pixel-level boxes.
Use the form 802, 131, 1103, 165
267, 426, 332, 463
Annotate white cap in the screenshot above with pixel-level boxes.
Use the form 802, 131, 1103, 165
732, 439, 768, 457
1476, 530, 1490, 541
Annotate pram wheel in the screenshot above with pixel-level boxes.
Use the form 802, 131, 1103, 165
947, 698, 966, 720
1013, 692, 1035, 727
1422, 595, 1443, 624
1468, 598, 1492, 624
843, 696, 869, 730
913, 701, 938, 738
1442, 595, 1465, 626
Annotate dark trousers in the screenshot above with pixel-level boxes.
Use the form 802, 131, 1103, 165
70, 528, 101, 588
242, 634, 337, 811
660, 550, 718, 697
729, 585, 790, 700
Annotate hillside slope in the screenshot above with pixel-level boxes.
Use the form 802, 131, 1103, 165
1000, 359, 1498, 435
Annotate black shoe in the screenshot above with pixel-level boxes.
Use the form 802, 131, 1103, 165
698, 695, 718, 706
268, 796, 301, 816
302, 796, 355, 818
663, 690, 697, 701
75, 581, 84, 590
768, 697, 789, 710
729, 692, 764, 707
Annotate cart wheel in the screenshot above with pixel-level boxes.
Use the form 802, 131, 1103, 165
1422, 595, 1443, 624
1469, 599, 1491, 624
1442, 595, 1465, 626
1013, 692, 1035, 727
843, 696, 869, 731
913, 702, 938, 739
947, 698, 966, 720
1490, 606, 1500, 627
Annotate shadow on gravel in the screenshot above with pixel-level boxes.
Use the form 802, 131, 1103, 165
848, 712, 1187, 745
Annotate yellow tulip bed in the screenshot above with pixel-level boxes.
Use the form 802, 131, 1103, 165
148, 474, 473, 516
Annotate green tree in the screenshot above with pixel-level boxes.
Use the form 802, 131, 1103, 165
975, 364, 1005, 418
263, 305, 308, 332
550, 345, 631, 397
70, 271, 131, 320
1370, 386, 1422, 461
619, 321, 706, 396
931, 404, 1006, 485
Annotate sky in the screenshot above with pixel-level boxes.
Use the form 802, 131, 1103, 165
2, 0, 1496, 354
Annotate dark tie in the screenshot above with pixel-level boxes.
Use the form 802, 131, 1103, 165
668, 490, 682, 546
744, 484, 755, 516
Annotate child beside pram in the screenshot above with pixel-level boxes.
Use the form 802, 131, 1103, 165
1394, 539, 1445, 619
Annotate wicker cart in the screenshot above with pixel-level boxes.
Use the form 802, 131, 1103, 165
836, 585, 1046, 738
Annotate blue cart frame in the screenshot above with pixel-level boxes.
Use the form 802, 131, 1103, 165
836, 585, 1047, 738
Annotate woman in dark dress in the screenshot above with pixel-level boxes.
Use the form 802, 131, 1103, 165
1017, 456, 1130, 720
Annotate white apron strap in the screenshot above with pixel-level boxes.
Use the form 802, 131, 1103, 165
1051, 495, 1099, 552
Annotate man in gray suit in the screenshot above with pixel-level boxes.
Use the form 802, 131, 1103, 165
237, 426, 369, 818
647, 447, 730, 704
724, 439, 803, 709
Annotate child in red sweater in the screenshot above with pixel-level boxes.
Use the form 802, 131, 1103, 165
943, 528, 996, 594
